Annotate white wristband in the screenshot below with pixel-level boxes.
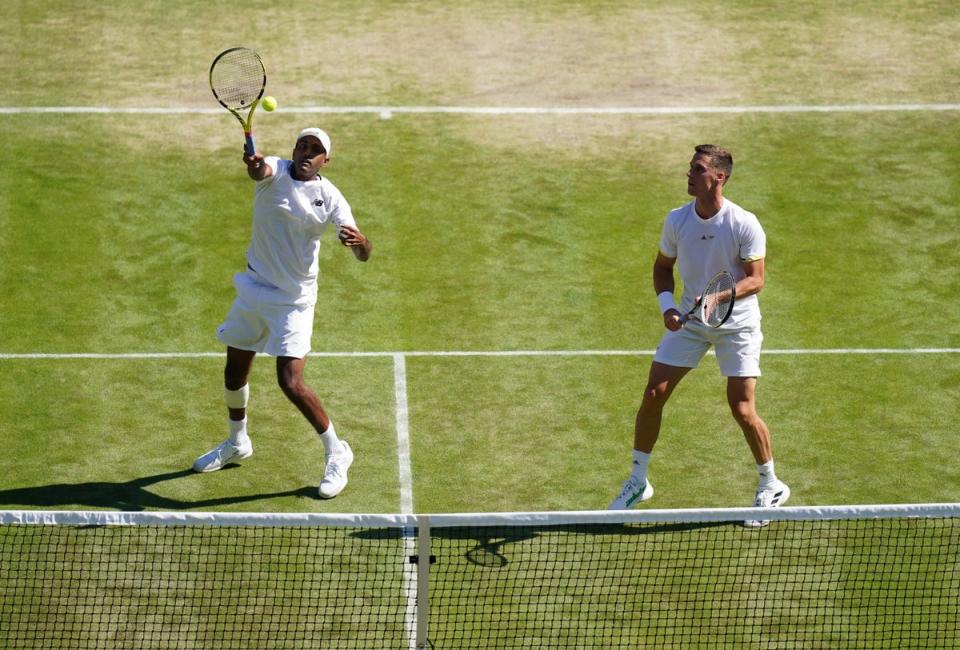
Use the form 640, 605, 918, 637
657, 291, 677, 314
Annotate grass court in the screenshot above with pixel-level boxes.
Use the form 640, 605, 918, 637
1, 2, 959, 645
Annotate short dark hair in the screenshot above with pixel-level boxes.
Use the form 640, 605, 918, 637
694, 144, 733, 183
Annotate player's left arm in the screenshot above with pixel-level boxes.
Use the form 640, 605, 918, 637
338, 224, 372, 262
328, 189, 371, 262
737, 257, 765, 298
736, 212, 766, 298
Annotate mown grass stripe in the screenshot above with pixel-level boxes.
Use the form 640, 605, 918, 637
0, 348, 957, 360
1, 103, 959, 116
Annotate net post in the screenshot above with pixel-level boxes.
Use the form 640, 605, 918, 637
415, 515, 431, 650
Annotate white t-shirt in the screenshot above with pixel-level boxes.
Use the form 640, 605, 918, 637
658, 198, 765, 328
244, 157, 357, 307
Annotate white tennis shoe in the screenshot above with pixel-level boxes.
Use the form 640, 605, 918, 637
608, 475, 654, 510
319, 441, 353, 499
192, 439, 253, 473
744, 480, 791, 528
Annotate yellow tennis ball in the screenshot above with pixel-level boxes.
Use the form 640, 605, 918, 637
261, 96, 277, 112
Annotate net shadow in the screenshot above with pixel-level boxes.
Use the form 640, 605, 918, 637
352, 520, 733, 567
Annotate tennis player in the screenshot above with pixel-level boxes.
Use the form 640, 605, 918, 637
609, 144, 789, 527
193, 127, 372, 499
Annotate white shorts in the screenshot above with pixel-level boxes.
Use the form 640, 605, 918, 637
654, 322, 763, 377
216, 272, 315, 359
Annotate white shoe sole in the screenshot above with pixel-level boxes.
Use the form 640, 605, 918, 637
193, 443, 253, 473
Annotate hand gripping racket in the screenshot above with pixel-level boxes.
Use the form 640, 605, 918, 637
680, 270, 737, 327
209, 47, 266, 156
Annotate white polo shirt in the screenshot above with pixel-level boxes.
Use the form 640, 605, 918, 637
659, 198, 766, 328
244, 156, 357, 307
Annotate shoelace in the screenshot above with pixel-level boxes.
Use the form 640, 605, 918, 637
619, 477, 641, 498
754, 487, 779, 508
325, 458, 345, 479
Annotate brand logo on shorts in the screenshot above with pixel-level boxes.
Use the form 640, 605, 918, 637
313, 199, 324, 207
700, 235, 715, 240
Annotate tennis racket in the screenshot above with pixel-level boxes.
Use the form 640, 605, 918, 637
209, 47, 266, 156
680, 270, 737, 327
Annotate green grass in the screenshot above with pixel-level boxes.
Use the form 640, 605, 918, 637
1, 1, 959, 648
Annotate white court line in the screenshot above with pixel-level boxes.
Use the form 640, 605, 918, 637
0, 348, 958, 359
391, 354, 419, 650
1, 103, 959, 116
393, 354, 415, 514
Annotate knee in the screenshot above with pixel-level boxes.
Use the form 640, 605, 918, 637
277, 372, 304, 399
224, 367, 246, 391
641, 383, 670, 408
729, 399, 757, 426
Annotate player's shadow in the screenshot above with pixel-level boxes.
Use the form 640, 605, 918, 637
0, 468, 316, 511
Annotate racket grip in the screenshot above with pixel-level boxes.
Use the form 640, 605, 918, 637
244, 132, 256, 156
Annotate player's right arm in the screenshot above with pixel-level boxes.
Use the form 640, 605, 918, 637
243, 151, 274, 181
653, 252, 682, 331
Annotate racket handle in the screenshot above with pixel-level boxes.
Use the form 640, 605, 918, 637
244, 132, 256, 156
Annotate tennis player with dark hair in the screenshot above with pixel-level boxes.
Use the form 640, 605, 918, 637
609, 144, 789, 526
193, 127, 372, 499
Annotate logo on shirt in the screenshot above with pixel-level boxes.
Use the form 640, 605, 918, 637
313, 199, 324, 207
700, 235, 715, 240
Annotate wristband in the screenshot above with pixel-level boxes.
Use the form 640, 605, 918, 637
657, 291, 677, 314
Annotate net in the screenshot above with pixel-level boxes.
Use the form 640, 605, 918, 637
426, 508, 959, 649
1, 505, 958, 649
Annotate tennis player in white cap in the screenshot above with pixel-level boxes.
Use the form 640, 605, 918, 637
193, 127, 372, 500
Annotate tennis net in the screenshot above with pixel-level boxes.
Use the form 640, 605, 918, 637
1, 504, 957, 649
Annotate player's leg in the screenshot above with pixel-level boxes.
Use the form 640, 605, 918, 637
225, 345, 256, 417
276, 356, 353, 498
726, 376, 770, 463
609, 361, 691, 509
193, 346, 257, 472
727, 376, 789, 526
635, 361, 693, 453
276, 355, 330, 432
197, 280, 269, 473
716, 326, 790, 526
609, 325, 710, 509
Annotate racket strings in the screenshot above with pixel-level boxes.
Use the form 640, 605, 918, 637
702, 275, 735, 326
210, 50, 265, 109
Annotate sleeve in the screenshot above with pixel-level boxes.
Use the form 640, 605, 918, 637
257, 156, 282, 183
738, 212, 766, 262
658, 211, 678, 258
329, 186, 357, 229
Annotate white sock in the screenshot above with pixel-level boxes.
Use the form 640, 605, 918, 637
319, 422, 342, 454
757, 460, 777, 488
228, 417, 248, 446
631, 449, 651, 484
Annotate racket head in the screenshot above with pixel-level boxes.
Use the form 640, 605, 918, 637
698, 271, 737, 327
209, 47, 266, 112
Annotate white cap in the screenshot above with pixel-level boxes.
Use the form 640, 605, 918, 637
297, 127, 332, 156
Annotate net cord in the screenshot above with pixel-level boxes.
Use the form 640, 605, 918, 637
2, 503, 959, 529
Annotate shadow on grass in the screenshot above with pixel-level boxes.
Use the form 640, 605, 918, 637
0, 468, 316, 511
353, 520, 734, 567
